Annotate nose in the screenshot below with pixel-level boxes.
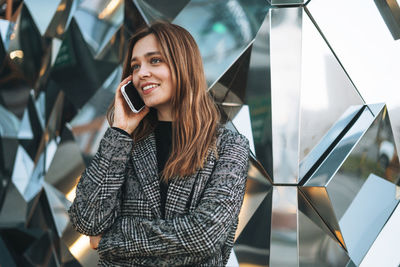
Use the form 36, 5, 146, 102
138, 64, 151, 79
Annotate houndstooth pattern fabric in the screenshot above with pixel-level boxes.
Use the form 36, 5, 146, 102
68, 126, 250, 266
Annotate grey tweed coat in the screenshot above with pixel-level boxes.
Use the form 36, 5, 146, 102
68, 126, 250, 266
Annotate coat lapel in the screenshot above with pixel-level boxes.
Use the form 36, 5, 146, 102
165, 147, 218, 219
131, 132, 161, 218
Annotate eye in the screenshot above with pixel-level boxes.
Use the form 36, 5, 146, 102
131, 64, 140, 71
150, 57, 162, 64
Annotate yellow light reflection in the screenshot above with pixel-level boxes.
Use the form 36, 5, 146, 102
69, 235, 91, 259
10, 50, 23, 59
56, 25, 64, 35
66, 185, 77, 202
335, 230, 346, 249
98, 0, 121, 19
57, 3, 66, 11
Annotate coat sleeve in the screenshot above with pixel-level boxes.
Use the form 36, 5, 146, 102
97, 130, 250, 261
68, 127, 133, 236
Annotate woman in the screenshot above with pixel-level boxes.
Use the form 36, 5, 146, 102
68, 21, 250, 266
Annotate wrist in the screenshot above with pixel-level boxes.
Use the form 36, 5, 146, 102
111, 127, 131, 137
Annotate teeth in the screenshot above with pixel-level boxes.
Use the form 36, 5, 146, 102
143, 84, 159, 90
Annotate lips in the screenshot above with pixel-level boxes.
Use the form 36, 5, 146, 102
141, 82, 160, 95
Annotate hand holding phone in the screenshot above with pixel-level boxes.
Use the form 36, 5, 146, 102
121, 81, 145, 113
112, 76, 149, 135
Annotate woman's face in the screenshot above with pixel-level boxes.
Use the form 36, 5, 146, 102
130, 34, 174, 116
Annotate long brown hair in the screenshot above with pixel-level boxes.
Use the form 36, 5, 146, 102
106, 21, 220, 181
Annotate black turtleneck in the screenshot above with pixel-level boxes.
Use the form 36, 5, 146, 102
154, 121, 172, 218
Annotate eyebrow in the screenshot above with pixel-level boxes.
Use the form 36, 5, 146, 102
131, 51, 161, 62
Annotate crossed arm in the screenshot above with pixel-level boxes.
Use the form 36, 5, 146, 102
68, 127, 250, 263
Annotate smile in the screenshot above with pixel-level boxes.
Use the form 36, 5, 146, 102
142, 84, 160, 91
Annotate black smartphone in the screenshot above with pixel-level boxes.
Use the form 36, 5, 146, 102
120, 81, 145, 113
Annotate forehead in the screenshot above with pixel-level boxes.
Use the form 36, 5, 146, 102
131, 34, 161, 59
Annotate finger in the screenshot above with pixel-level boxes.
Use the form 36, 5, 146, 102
116, 75, 132, 97
138, 106, 150, 119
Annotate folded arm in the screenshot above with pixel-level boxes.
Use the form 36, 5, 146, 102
68, 128, 133, 236
98, 131, 250, 262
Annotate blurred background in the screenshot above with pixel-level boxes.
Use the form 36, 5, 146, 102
0, 0, 399, 266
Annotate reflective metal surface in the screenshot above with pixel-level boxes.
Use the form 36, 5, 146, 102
268, 0, 304, 6
174, 0, 270, 87
373, 0, 400, 40
1, 1, 400, 266
270, 186, 298, 266
302, 103, 400, 265
306, 0, 400, 161
299, 11, 364, 163
74, 0, 124, 57
133, 0, 189, 24
298, 192, 351, 267
235, 191, 272, 266
245, 11, 273, 180
270, 7, 302, 184
299, 105, 363, 183
360, 198, 400, 266
24, 0, 61, 36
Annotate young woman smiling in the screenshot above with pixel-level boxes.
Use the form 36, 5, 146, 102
68, 21, 250, 266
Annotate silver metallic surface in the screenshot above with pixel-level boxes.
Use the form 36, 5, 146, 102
74, 0, 123, 57
270, 7, 302, 184
268, 0, 304, 6
299, 11, 365, 163
299, 105, 363, 183
298, 191, 351, 267
270, 186, 298, 266
1, 1, 400, 266
373, 0, 400, 40
245, 11, 273, 179
306, 0, 400, 163
24, 0, 61, 36
173, 0, 270, 87
303, 103, 400, 265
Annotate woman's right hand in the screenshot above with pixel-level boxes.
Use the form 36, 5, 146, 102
112, 75, 150, 135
